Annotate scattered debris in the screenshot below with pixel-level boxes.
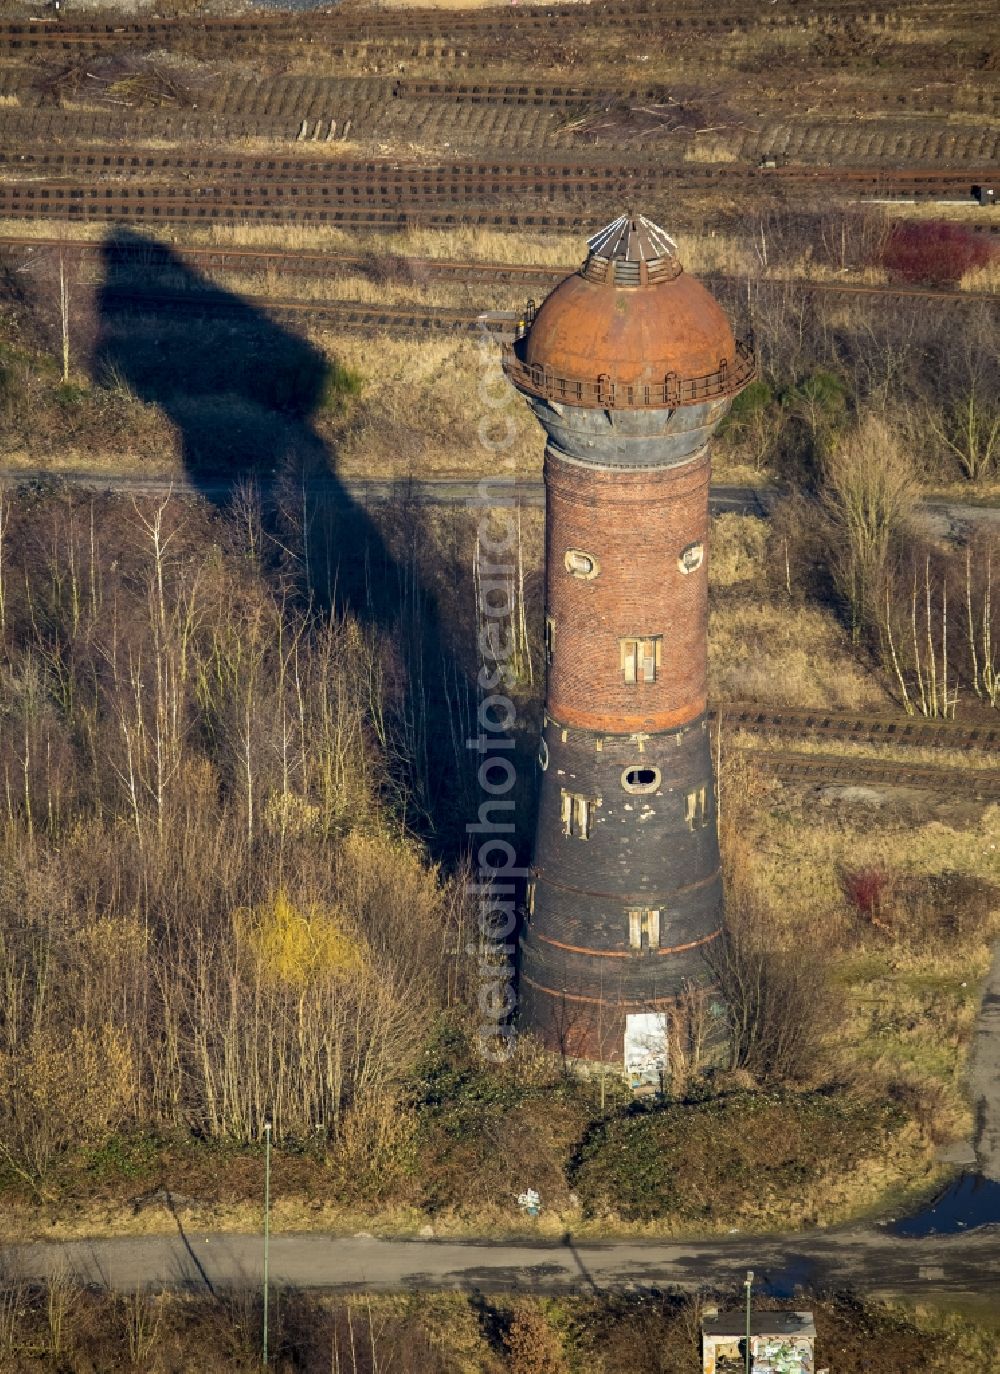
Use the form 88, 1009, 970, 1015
517, 1188, 541, 1216
131, 1187, 199, 1216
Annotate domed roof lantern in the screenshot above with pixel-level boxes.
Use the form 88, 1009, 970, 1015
503, 210, 755, 413
582, 212, 683, 286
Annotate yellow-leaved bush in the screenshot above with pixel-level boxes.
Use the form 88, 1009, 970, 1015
238, 889, 363, 988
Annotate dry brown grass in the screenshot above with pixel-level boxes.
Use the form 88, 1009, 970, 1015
725, 740, 1000, 1148
0, 447, 180, 476
731, 729, 998, 774
708, 515, 890, 710
80, 261, 504, 311
308, 330, 541, 478
710, 600, 888, 708
960, 261, 1000, 294
780, 262, 890, 286
682, 136, 740, 165
1, 219, 952, 299
888, 203, 1000, 226
0, 218, 752, 279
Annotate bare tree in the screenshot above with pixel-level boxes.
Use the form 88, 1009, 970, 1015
821, 412, 916, 642
925, 311, 1000, 482
707, 888, 841, 1085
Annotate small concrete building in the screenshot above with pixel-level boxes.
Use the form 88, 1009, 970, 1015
701, 1310, 817, 1374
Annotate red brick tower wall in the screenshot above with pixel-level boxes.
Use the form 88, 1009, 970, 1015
545, 447, 710, 735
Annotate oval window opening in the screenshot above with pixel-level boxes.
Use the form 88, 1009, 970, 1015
565, 548, 600, 580
539, 738, 550, 771
622, 765, 660, 794
678, 542, 704, 575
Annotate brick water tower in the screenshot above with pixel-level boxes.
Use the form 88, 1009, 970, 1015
502, 213, 755, 1066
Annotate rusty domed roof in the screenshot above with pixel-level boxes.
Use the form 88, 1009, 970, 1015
504, 214, 754, 411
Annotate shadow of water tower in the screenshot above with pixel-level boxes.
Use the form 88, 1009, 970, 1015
91, 226, 481, 851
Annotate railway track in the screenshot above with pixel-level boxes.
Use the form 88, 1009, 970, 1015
716, 703, 1000, 753
97, 287, 519, 335
743, 747, 1000, 797
0, 165, 992, 229
1, 103, 996, 168
6, 73, 995, 122
0, 1, 976, 51
0, 191, 593, 230
1, 70, 995, 130
2, 148, 994, 197
0, 235, 564, 286
76, 285, 1000, 338
3, 236, 998, 307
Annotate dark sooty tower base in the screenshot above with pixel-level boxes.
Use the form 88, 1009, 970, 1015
502, 214, 755, 1063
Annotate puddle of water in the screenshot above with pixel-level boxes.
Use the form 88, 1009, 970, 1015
759, 1255, 817, 1299
886, 1173, 1000, 1238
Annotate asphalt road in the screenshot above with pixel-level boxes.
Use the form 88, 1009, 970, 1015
4, 1224, 1000, 1305
2, 471, 998, 533
0, 468, 772, 515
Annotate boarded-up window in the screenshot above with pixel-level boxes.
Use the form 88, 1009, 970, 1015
684, 786, 708, 830
565, 548, 599, 580
621, 636, 661, 684
628, 908, 661, 950
561, 789, 598, 839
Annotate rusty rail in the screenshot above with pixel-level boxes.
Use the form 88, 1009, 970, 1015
0, 0, 971, 50
714, 702, 1000, 752
3, 237, 997, 305
743, 747, 1000, 797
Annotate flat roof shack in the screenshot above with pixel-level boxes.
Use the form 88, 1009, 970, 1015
701, 1311, 817, 1374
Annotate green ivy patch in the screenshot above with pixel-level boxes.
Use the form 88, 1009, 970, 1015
568, 1090, 906, 1223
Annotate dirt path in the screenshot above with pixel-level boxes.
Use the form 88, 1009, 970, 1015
970, 942, 1000, 1182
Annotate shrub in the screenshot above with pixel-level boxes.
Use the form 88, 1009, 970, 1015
778, 368, 850, 479
319, 358, 364, 415
406, 1016, 583, 1215
892, 871, 999, 946
503, 1306, 570, 1374
881, 220, 997, 287
707, 888, 843, 1084
718, 378, 781, 472
53, 381, 88, 408
841, 866, 892, 921
820, 413, 916, 641
839, 867, 999, 947
360, 250, 416, 287
568, 1091, 905, 1223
